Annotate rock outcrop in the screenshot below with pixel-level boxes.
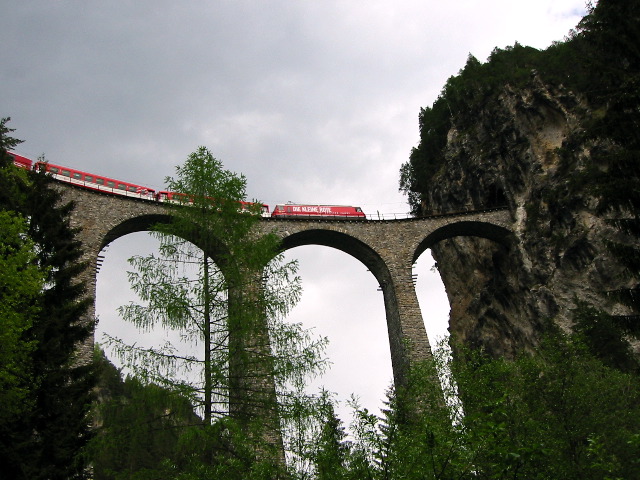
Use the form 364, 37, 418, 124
422, 75, 633, 357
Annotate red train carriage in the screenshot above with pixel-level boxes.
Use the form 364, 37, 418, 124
34, 161, 156, 199
271, 204, 366, 219
155, 190, 191, 203
242, 200, 270, 216
157, 191, 269, 215
7, 152, 33, 169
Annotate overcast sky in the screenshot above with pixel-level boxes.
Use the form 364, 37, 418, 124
2, 0, 587, 423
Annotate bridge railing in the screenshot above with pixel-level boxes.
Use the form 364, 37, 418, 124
365, 212, 413, 220
365, 205, 509, 221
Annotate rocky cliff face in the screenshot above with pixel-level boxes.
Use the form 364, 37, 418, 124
424, 75, 632, 357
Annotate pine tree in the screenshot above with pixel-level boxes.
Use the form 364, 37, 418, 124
0, 118, 95, 479
312, 393, 350, 480
22, 160, 95, 480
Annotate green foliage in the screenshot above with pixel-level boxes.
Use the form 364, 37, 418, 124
90, 348, 201, 480
0, 129, 42, 417
300, 333, 640, 480
92, 347, 299, 480
0, 211, 43, 423
0, 118, 95, 479
0, 119, 28, 209
311, 394, 350, 480
165, 417, 289, 480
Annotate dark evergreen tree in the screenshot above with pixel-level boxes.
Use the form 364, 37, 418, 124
0, 118, 95, 479
20, 162, 94, 480
309, 393, 350, 480
0, 118, 28, 208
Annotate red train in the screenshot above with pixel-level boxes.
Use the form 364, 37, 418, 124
7, 152, 367, 219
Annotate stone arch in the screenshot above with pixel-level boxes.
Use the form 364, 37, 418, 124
99, 212, 236, 271
101, 213, 171, 250
95, 210, 287, 444
277, 227, 414, 387
410, 219, 516, 358
412, 220, 513, 264
279, 228, 392, 287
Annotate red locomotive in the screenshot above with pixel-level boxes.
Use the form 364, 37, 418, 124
271, 204, 366, 219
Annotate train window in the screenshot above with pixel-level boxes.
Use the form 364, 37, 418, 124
127, 186, 137, 192
96, 178, 104, 185
118, 184, 126, 190
85, 175, 94, 183
72, 172, 82, 179
62, 170, 71, 177
50, 167, 59, 173
107, 181, 115, 188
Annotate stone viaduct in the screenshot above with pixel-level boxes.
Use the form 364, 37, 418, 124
58, 181, 514, 387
